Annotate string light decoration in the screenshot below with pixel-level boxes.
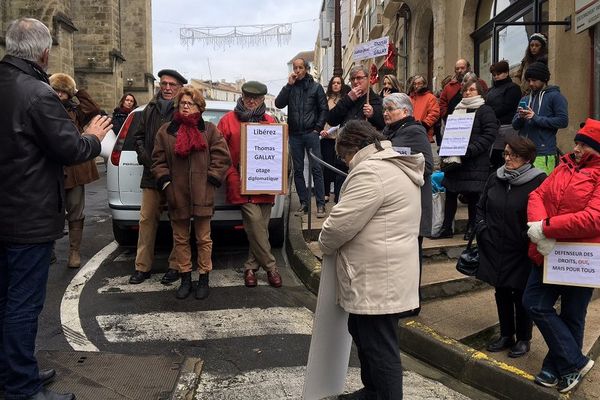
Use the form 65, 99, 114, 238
180, 23, 292, 49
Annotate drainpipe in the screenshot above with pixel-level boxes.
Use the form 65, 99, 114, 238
594, 26, 600, 119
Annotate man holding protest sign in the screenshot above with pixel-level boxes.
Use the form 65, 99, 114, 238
219, 81, 283, 288
523, 118, 600, 393
275, 58, 328, 218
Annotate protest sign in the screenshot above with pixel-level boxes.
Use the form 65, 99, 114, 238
352, 37, 389, 61
241, 123, 288, 195
544, 242, 600, 288
302, 254, 353, 399
439, 113, 476, 156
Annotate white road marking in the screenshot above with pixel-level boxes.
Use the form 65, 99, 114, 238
98, 269, 268, 293
194, 366, 470, 400
60, 241, 119, 352
97, 307, 314, 343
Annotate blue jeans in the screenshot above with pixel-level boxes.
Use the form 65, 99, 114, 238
289, 132, 325, 207
0, 241, 53, 399
522, 266, 593, 376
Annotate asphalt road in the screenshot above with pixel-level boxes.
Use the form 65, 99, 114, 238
36, 165, 491, 399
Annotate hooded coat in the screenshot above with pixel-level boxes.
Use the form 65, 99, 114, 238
527, 152, 600, 265
512, 85, 568, 156
319, 142, 424, 315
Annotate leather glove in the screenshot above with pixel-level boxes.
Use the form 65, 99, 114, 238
536, 237, 556, 256
527, 220, 545, 243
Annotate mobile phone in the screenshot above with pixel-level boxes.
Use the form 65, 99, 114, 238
519, 100, 528, 109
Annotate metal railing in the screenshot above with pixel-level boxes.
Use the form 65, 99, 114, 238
305, 149, 348, 232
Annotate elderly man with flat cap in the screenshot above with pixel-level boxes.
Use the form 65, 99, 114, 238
218, 81, 283, 288
129, 69, 187, 285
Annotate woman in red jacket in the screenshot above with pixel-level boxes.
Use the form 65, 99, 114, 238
408, 75, 440, 143
523, 118, 600, 393
217, 81, 283, 288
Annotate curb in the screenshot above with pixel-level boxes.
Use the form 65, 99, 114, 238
284, 194, 571, 400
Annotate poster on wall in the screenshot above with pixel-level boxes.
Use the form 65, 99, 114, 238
241, 123, 289, 195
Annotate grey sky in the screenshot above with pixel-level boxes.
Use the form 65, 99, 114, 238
152, 0, 323, 95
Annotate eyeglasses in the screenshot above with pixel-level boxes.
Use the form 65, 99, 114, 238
160, 81, 181, 88
179, 101, 198, 108
350, 75, 367, 82
502, 150, 520, 159
383, 107, 399, 113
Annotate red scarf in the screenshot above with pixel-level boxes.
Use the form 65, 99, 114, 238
119, 106, 132, 114
173, 112, 207, 157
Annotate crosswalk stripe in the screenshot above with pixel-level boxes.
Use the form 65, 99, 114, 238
195, 366, 362, 400
96, 307, 314, 343
97, 269, 269, 294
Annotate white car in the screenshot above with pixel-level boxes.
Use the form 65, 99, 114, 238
106, 100, 285, 246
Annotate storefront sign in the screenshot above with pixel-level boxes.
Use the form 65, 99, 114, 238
439, 113, 476, 156
544, 242, 600, 288
352, 37, 389, 61
576, 0, 600, 33
241, 123, 288, 195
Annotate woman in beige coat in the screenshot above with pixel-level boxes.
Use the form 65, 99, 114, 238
319, 119, 423, 400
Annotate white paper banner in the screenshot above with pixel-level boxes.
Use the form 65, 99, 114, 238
244, 124, 285, 192
352, 37, 389, 61
544, 242, 600, 288
439, 113, 476, 156
302, 254, 353, 399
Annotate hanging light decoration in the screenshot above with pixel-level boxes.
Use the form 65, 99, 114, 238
180, 23, 292, 49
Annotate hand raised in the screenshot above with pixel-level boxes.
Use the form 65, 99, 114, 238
85, 115, 112, 142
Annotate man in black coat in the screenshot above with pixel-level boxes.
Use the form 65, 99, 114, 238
0, 18, 111, 400
129, 69, 186, 285
275, 58, 328, 217
326, 65, 385, 202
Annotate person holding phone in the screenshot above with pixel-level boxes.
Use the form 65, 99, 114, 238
512, 62, 568, 175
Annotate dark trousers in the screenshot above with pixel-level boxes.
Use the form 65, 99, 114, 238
289, 132, 325, 207
348, 313, 403, 400
495, 287, 532, 341
523, 267, 594, 376
441, 191, 479, 231
0, 241, 53, 399
320, 138, 336, 197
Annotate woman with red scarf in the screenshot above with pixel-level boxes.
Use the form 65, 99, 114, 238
152, 86, 231, 300
112, 93, 137, 134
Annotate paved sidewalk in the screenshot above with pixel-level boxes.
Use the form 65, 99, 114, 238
287, 193, 600, 400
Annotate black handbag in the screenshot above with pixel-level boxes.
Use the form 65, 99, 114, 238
456, 233, 479, 276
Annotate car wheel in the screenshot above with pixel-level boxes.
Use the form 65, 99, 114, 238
269, 218, 284, 248
112, 221, 138, 246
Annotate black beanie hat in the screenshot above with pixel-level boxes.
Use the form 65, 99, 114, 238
524, 62, 550, 83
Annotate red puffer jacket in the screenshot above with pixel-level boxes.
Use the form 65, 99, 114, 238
527, 152, 600, 265
217, 111, 276, 205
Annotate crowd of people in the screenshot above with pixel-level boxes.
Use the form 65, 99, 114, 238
1, 16, 599, 400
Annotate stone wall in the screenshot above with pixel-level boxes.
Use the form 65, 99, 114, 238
0, 0, 153, 112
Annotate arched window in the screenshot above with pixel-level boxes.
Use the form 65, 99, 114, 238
473, 0, 548, 82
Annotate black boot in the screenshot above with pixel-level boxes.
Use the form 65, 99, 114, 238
175, 272, 192, 299
196, 272, 209, 300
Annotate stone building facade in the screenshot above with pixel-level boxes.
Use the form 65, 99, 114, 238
314, 0, 598, 151
0, 0, 154, 112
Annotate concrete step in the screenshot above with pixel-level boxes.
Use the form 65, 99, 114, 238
423, 235, 471, 260
421, 260, 488, 300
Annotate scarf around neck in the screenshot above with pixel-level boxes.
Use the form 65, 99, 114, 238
173, 112, 207, 157
455, 95, 485, 110
234, 97, 267, 122
496, 163, 544, 186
